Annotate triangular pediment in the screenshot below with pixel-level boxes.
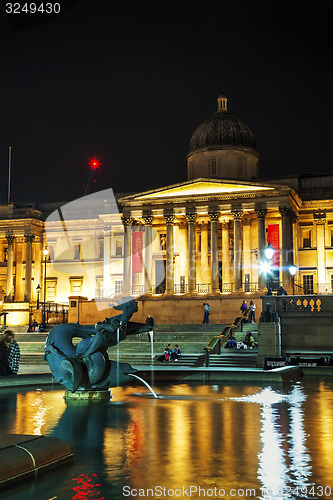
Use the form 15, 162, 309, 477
119, 178, 277, 201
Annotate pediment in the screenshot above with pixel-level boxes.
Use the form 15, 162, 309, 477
119, 178, 277, 202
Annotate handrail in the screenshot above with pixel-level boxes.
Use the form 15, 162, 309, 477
204, 309, 250, 367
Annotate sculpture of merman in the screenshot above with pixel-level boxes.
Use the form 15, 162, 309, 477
44, 298, 147, 393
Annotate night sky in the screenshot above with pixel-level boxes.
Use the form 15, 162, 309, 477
0, 0, 332, 204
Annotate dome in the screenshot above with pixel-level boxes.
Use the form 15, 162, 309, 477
188, 94, 257, 155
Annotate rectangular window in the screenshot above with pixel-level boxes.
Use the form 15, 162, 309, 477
99, 241, 104, 259
115, 280, 123, 295
46, 279, 57, 302
115, 239, 123, 256
74, 243, 81, 260
303, 275, 313, 294
70, 277, 83, 295
330, 229, 333, 247
302, 229, 312, 248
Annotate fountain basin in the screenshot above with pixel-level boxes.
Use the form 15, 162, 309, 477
0, 434, 73, 488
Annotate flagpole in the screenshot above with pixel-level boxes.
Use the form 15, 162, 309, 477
8, 147, 12, 204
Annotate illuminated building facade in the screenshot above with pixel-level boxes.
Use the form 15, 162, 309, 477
1, 94, 333, 323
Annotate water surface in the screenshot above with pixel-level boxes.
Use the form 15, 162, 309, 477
0, 377, 333, 500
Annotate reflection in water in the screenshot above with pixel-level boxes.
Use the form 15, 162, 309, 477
230, 385, 313, 499
0, 381, 333, 500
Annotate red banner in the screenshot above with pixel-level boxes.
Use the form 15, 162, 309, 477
132, 231, 143, 273
267, 224, 280, 267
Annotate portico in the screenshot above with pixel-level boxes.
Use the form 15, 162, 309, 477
117, 178, 300, 297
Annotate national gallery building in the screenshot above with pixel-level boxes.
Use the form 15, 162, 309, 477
1, 93, 333, 323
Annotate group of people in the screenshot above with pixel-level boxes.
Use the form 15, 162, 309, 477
157, 344, 181, 361
240, 300, 256, 323
225, 330, 255, 349
203, 300, 257, 324
27, 320, 47, 332
0, 330, 20, 376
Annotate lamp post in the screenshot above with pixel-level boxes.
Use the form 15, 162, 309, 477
289, 264, 297, 295
264, 242, 275, 292
36, 284, 41, 309
42, 248, 49, 326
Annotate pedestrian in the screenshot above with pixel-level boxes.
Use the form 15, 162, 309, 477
240, 300, 247, 314
248, 300, 256, 323
145, 313, 154, 341
203, 302, 211, 324
3, 331, 20, 375
164, 343, 172, 361
0, 334, 10, 376
172, 344, 181, 361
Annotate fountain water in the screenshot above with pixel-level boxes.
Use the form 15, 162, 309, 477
127, 373, 159, 398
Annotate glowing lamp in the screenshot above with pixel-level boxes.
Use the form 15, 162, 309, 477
264, 242, 275, 261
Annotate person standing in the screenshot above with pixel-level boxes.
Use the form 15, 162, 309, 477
145, 313, 154, 341
248, 300, 256, 323
4, 331, 20, 375
203, 302, 211, 324
0, 334, 10, 376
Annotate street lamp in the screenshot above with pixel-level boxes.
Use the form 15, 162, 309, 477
36, 284, 41, 309
42, 248, 49, 326
289, 263, 297, 295
264, 242, 275, 292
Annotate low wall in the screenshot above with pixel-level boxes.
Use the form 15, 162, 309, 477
261, 295, 333, 352
68, 294, 262, 325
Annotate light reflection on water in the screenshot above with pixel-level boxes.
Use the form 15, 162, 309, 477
0, 379, 332, 500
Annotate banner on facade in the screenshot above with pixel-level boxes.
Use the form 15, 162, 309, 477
267, 224, 280, 267
132, 231, 143, 273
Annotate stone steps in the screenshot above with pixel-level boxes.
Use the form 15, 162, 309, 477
15, 323, 258, 366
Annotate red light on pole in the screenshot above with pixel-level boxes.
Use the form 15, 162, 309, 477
84, 157, 101, 196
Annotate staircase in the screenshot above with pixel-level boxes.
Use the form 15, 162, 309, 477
11, 323, 258, 369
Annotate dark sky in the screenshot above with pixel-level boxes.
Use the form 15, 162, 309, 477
0, 0, 332, 204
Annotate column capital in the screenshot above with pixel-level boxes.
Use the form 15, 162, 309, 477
209, 211, 220, 222
255, 208, 267, 219
6, 234, 15, 244
313, 211, 326, 224
279, 206, 292, 218
24, 233, 35, 243
243, 217, 252, 226
199, 221, 209, 230
142, 214, 154, 225
121, 216, 135, 227
221, 220, 230, 230
185, 211, 197, 223
164, 210, 175, 225
231, 209, 243, 221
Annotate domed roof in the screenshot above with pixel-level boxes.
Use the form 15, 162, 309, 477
188, 94, 257, 155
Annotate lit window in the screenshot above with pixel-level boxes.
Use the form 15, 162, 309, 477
302, 229, 312, 248
74, 243, 81, 260
303, 275, 313, 294
211, 157, 217, 176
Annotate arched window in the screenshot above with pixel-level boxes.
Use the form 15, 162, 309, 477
190, 161, 195, 178
210, 157, 217, 176
239, 156, 246, 177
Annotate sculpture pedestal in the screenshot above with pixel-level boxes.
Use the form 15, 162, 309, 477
64, 390, 112, 402
256, 322, 281, 368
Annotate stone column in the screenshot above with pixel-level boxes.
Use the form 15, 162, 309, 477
255, 208, 267, 290
279, 207, 293, 289
242, 217, 252, 291
122, 217, 133, 295
231, 208, 243, 291
6, 234, 15, 302
142, 212, 153, 294
209, 211, 220, 293
185, 210, 197, 294
24, 233, 34, 302
221, 221, 230, 289
200, 222, 210, 284
103, 227, 112, 296
164, 210, 175, 294
314, 214, 326, 292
